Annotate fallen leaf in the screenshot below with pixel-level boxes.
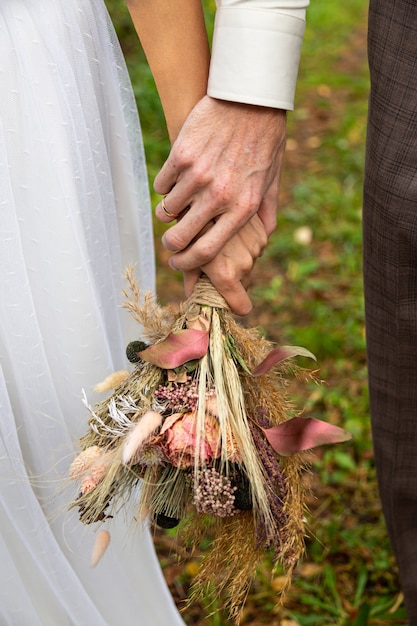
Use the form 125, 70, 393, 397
185, 561, 200, 577
271, 575, 290, 592
299, 562, 324, 578
294, 225, 313, 246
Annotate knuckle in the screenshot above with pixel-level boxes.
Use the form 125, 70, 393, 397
242, 193, 260, 216
164, 229, 189, 252
240, 256, 254, 274
195, 238, 220, 266
258, 231, 268, 251
175, 145, 194, 169
191, 161, 211, 186
211, 181, 232, 206
218, 266, 240, 288
176, 147, 211, 185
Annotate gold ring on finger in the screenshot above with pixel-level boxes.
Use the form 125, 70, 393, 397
161, 196, 177, 219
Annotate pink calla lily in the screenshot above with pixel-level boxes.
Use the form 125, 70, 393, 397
138, 329, 209, 369
260, 415, 352, 456
252, 346, 316, 377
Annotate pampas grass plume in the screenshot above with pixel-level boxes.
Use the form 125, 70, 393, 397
122, 410, 163, 465
94, 370, 130, 394
90, 530, 111, 568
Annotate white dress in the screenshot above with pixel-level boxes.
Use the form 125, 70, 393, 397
0, 1, 184, 624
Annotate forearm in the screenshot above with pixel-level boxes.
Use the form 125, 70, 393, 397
126, 0, 210, 141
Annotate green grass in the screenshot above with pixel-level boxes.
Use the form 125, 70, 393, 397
104, 1, 405, 623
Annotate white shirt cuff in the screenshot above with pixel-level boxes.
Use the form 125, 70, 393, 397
208, 7, 306, 110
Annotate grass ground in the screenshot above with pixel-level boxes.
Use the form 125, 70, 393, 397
105, 1, 407, 623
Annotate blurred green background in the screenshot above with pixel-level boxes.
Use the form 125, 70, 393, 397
105, 1, 406, 624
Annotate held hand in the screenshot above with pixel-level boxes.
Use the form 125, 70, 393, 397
180, 214, 268, 316
154, 96, 286, 271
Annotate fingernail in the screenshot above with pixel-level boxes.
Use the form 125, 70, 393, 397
162, 234, 177, 252
169, 256, 179, 270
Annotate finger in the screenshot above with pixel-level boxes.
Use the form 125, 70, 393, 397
182, 268, 202, 298
257, 176, 279, 236
200, 243, 255, 315
209, 276, 253, 316
155, 164, 210, 223
156, 195, 178, 223
168, 213, 266, 271
153, 154, 179, 196
166, 214, 245, 268
237, 214, 268, 256
185, 259, 253, 315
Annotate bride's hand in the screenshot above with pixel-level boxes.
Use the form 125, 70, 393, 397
174, 214, 268, 316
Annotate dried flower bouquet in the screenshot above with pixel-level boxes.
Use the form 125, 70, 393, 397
69, 269, 350, 621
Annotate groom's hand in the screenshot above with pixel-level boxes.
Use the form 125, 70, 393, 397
154, 96, 286, 271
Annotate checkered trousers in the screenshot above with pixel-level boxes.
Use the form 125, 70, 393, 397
364, 0, 417, 620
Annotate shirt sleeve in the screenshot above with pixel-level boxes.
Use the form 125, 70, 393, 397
207, 1, 309, 110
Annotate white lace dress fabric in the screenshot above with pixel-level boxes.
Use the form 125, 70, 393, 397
0, 1, 184, 624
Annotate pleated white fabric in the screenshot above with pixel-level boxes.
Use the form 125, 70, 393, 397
0, 1, 184, 624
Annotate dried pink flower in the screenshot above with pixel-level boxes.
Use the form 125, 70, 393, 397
155, 377, 199, 412
163, 411, 221, 468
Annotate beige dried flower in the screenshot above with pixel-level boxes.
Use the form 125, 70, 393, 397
94, 370, 130, 394
90, 530, 111, 567
80, 463, 107, 495
122, 410, 163, 466
69, 445, 102, 479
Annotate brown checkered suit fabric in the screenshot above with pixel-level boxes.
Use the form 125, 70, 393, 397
364, 0, 417, 621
